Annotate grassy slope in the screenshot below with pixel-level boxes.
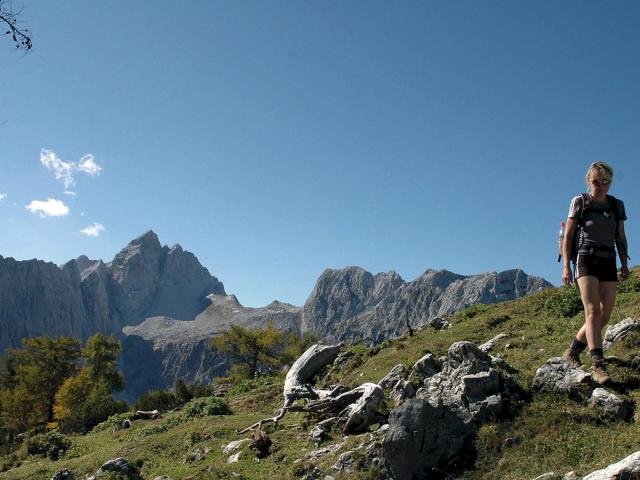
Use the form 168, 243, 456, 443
2, 268, 640, 480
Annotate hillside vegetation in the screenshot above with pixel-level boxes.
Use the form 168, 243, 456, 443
2, 268, 640, 479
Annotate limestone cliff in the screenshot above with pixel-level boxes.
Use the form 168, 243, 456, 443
301, 266, 551, 344
0, 230, 224, 355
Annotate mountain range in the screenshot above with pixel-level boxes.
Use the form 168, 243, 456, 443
0, 230, 551, 401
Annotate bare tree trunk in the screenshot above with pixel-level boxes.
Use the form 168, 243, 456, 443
238, 343, 383, 435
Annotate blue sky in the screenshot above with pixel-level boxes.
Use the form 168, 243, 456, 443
1, 1, 638, 307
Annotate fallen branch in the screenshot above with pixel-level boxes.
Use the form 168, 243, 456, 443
238, 343, 342, 433
238, 344, 383, 434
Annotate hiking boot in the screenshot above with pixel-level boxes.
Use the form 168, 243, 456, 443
562, 348, 582, 369
591, 360, 610, 385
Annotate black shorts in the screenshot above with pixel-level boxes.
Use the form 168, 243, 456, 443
575, 253, 618, 282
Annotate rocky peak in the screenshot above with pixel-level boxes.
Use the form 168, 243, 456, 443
302, 266, 552, 344
74, 255, 100, 274
416, 269, 466, 288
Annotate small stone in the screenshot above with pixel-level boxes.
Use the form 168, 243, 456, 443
333, 451, 355, 473
310, 424, 328, 443
51, 469, 76, 480
227, 451, 242, 463
590, 388, 631, 420
603, 317, 640, 350
532, 357, 591, 393
223, 439, 250, 454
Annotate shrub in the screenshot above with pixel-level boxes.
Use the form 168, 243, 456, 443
58, 388, 128, 434
174, 379, 215, 404
544, 286, 583, 318
617, 277, 640, 294
92, 412, 134, 433
181, 397, 231, 418
135, 390, 179, 413
26, 431, 71, 460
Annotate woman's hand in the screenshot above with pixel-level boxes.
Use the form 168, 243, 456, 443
620, 265, 630, 281
562, 265, 573, 285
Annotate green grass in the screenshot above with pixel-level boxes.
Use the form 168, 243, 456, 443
2, 268, 640, 479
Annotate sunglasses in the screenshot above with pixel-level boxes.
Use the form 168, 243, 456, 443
592, 178, 611, 186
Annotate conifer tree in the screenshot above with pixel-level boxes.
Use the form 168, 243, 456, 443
0, 337, 81, 427
82, 333, 125, 391
208, 323, 286, 378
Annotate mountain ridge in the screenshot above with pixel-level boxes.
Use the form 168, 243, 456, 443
0, 231, 551, 401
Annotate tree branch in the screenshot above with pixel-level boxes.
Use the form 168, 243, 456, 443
0, 1, 32, 52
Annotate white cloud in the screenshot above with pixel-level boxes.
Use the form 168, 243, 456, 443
64, 190, 77, 196
40, 149, 103, 189
77, 154, 102, 176
0, 192, 6, 202
26, 198, 70, 218
40, 149, 75, 189
80, 222, 105, 237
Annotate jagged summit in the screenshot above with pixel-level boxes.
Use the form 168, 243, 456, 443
302, 265, 552, 344
169, 243, 183, 253
129, 229, 161, 247
73, 254, 99, 273
416, 269, 466, 288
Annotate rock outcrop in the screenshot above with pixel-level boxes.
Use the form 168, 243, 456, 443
532, 358, 592, 393
302, 266, 550, 344
383, 398, 472, 479
381, 340, 523, 478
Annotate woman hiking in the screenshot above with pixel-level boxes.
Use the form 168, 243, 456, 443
561, 161, 629, 384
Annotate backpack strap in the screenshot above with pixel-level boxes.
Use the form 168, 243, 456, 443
570, 194, 590, 266
578, 193, 590, 224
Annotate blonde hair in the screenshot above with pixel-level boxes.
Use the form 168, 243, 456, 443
585, 161, 614, 190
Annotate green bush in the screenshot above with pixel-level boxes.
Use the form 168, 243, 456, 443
181, 397, 231, 418
544, 286, 583, 318
617, 277, 640, 294
134, 381, 215, 412
174, 379, 215, 404
91, 412, 134, 433
134, 389, 179, 413
58, 388, 129, 434
26, 431, 71, 460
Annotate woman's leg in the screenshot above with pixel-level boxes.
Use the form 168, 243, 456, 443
576, 276, 602, 349
599, 281, 617, 332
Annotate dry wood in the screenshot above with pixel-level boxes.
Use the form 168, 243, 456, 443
238, 343, 383, 434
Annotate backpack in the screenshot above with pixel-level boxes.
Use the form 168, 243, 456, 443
558, 193, 628, 265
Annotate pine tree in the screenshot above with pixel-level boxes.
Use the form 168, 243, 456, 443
82, 333, 125, 391
208, 323, 286, 378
